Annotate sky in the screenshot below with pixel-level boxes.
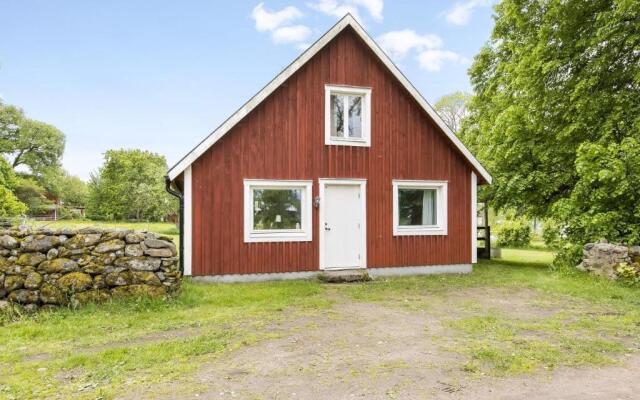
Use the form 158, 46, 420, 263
0, 0, 496, 180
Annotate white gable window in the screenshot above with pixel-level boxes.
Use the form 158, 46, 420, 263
392, 180, 448, 236
244, 180, 313, 242
325, 85, 371, 146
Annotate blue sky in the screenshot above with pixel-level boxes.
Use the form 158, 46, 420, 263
0, 1, 495, 180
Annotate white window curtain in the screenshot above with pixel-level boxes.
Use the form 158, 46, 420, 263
422, 190, 435, 225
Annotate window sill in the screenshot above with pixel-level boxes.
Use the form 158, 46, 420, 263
245, 231, 312, 243
326, 137, 371, 147
393, 227, 448, 236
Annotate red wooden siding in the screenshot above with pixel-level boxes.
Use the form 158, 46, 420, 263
190, 27, 472, 276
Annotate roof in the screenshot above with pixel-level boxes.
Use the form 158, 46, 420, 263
167, 14, 492, 184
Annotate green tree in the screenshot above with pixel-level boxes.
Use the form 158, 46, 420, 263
40, 167, 88, 207
87, 149, 177, 221
434, 91, 471, 133
0, 158, 28, 217
13, 175, 52, 216
0, 102, 65, 174
463, 0, 640, 246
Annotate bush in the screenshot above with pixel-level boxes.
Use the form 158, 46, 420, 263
615, 262, 640, 287
542, 219, 564, 249
550, 243, 583, 275
495, 218, 532, 247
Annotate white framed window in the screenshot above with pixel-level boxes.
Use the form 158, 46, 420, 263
392, 180, 448, 236
243, 180, 313, 243
325, 85, 371, 147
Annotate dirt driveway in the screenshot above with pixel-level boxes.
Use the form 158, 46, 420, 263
129, 286, 640, 400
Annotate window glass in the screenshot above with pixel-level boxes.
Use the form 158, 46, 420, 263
348, 95, 362, 138
398, 188, 437, 226
330, 94, 344, 137
253, 189, 302, 230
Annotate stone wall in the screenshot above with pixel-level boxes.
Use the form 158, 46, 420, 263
577, 239, 640, 280
0, 227, 181, 310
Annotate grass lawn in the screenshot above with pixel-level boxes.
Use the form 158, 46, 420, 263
1, 239, 638, 399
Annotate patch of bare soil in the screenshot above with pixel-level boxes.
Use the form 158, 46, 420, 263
455, 355, 640, 400
121, 287, 640, 400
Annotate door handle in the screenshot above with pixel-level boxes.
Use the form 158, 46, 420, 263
324, 222, 331, 231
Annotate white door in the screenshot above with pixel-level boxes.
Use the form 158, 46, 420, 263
322, 184, 365, 269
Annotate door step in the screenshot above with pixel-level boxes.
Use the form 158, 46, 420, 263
318, 269, 371, 283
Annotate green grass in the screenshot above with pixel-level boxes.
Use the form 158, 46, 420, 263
1, 235, 638, 398
342, 248, 639, 376
0, 280, 331, 399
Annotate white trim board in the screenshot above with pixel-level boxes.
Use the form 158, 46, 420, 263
471, 172, 478, 264
190, 264, 472, 283
183, 166, 193, 276
243, 179, 313, 243
167, 14, 491, 184
392, 180, 448, 236
324, 85, 372, 147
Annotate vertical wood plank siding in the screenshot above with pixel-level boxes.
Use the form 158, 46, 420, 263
191, 28, 472, 276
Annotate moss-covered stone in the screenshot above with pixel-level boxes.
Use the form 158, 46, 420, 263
24, 272, 43, 289
0, 256, 9, 273
71, 289, 111, 306
131, 271, 162, 286
46, 248, 59, 260
93, 274, 107, 289
16, 252, 46, 267
144, 248, 174, 257
94, 253, 116, 265
105, 271, 132, 286
110, 284, 166, 298
73, 254, 93, 266
114, 256, 161, 271
125, 232, 146, 244
83, 263, 105, 275
20, 235, 60, 252
94, 239, 125, 253
124, 244, 144, 257
40, 283, 66, 304
8, 289, 39, 304
57, 272, 93, 293
38, 258, 79, 274
4, 275, 24, 291
0, 235, 18, 249
63, 233, 102, 250
1, 228, 181, 308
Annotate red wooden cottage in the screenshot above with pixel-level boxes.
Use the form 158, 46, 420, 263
166, 15, 492, 281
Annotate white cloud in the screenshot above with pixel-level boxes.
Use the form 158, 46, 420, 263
251, 2, 311, 47
308, 0, 360, 20
379, 29, 467, 72
272, 25, 312, 44
307, 0, 383, 23
443, 0, 491, 26
417, 50, 468, 72
377, 30, 442, 59
353, 0, 383, 21
251, 2, 303, 31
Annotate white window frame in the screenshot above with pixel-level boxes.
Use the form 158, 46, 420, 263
244, 179, 313, 243
324, 85, 371, 147
392, 180, 448, 236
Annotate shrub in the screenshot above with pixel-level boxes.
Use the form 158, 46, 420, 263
550, 243, 583, 275
542, 219, 563, 249
615, 262, 640, 287
495, 218, 532, 247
